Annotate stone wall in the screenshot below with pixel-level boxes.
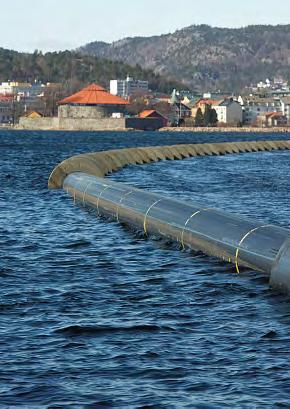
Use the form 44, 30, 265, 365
59, 118, 126, 131
18, 116, 127, 131
18, 116, 164, 131
18, 117, 59, 130
58, 105, 126, 119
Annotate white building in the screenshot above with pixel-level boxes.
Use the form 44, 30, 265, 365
238, 96, 282, 125
110, 76, 149, 99
0, 82, 33, 96
212, 99, 243, 126
280, 97, 290, 123
257, 78, 272, 89
0, 81, 55, 98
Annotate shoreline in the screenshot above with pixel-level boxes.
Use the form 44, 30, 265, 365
159, 126, 290, 133
2, 125, 290, 133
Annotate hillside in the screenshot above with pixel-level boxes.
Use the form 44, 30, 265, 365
0, 48, 182, 93
78, 24, 290, 91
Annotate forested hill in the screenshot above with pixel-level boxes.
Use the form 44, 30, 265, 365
78, 24, 290, 91
0, 48, 183, 93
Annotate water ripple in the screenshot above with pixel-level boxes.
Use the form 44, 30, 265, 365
0, 130, 290, 408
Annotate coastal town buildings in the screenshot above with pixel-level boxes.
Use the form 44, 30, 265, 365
139, 109, 168, 127
212, 99, 243, 126
0, 82, 32, 96
256, 112, 287, 127
238, 96, 282, 125
280, 97, 290, 123
18, 82, 165, 131
0, 95, 13, 124
110, 77, 149, 99
6, 74, 288, 130
246, 77, 290, 94
189, 98, 242, 126
171, 102, 191, 121
0, 81, 60, 98
58, 83, 129, 119
0, 81, 63, 118
191, 98, 221, 117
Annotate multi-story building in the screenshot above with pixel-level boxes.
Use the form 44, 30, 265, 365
280, 97, 290, 124
110, 77, 149, 99
0, 82, 32, 96
191, 98, 223, 117
238, 96, 282, 125
212, 99, 243, 126
0, 95, 13, 124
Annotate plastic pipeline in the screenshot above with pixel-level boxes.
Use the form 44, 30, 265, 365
63, 172, 290, 293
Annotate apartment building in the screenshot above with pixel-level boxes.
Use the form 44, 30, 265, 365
110, 77, 149, 99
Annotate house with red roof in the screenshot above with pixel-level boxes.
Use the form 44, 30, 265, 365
191, 98, 223, 118
257, 111, 287, 127
139, 109, 168, 127
18, 83, 167, 131
58, 83, 129, 120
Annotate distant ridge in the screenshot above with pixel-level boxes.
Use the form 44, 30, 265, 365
78, 24, 290, 91
0, 48, 183, 93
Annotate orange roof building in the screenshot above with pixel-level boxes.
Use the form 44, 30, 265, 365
59, 83, 129, 106
139, 109, 168, 126
58, 83, 129, 120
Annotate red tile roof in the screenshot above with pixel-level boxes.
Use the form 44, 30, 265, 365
195, 98, 222, 107
58, 83, 129, 105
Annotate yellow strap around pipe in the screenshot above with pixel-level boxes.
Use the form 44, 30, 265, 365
181, 208, 212, 250
235, 225, 272, 274
143, 199, 163, 234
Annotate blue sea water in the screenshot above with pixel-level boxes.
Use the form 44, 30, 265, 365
0, 130, 290, 408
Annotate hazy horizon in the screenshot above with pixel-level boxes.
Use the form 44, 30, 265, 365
2, 0, 290, 53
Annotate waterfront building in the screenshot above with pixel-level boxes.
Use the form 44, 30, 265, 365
171, 102, 191, 122
238, 96, 282, 125
110, 77, 149, 99
191, 98, 222, 118
280, 97, 290, 124
256, 112, 287, 127
0, 95, 13, 124
18, 83, 165, 131
212, 99, 243, 126
139, 109, 168, 127
58, 83, 129, 119
0, 82, 31, 96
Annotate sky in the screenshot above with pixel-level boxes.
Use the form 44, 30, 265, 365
2, 0, 290, 52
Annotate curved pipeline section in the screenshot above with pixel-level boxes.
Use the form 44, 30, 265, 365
49, 140, 290, 293
48, 140, 290, 189
63, 172, 290, 294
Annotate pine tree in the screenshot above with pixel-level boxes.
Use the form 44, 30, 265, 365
209, 108, 218, 126
204, 104, 211, 126
195, 108, 204, 127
